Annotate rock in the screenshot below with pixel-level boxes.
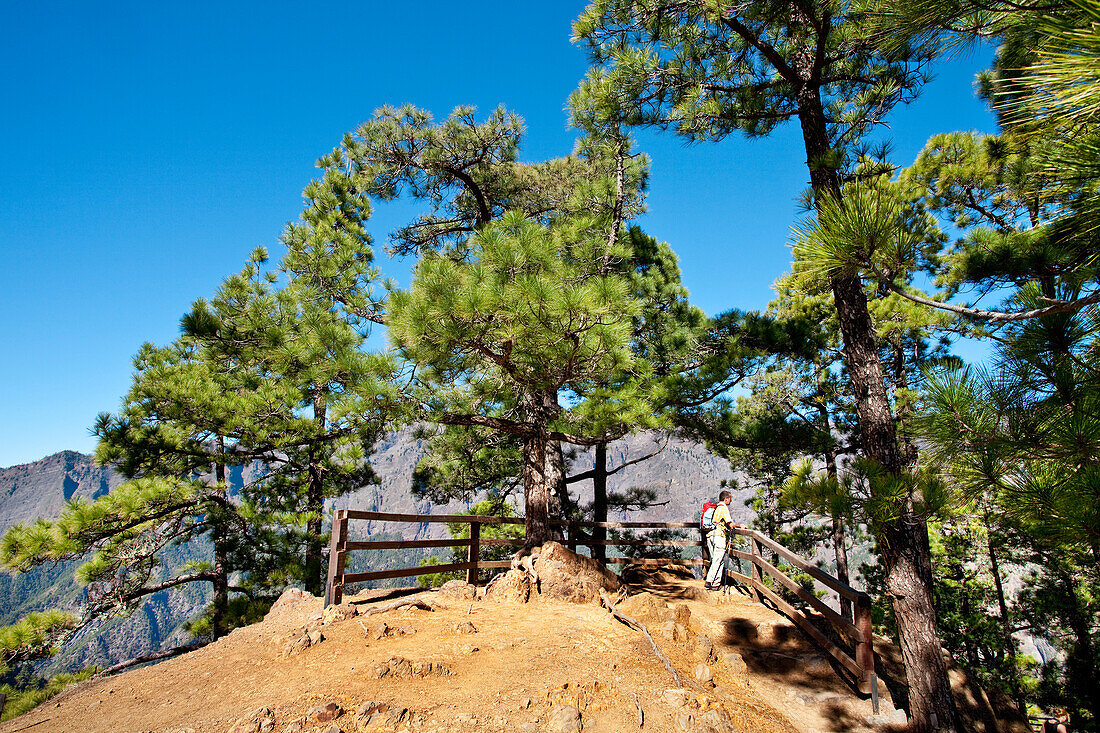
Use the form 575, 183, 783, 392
356, 701, 385, 718
309, 700, 344, 723
672, 604, 691, 627
694, 663, 714, 685
321, 726, 342, 733
308, 630, 325, 646
720, 651, 747, 676
662, 689, 690, 708
534, 541, 620, 604
372, 621, 416, 639
368, 656, 451, 679
364, 707, 407, 730
521, 723, 539, 733
485, 568, 533, 603
438, 579, 478, 600
617, 592, 665, 623
227, 707, 275, 733
282, 635, 312, 656
675, 711, 694, 731
694, 636, 716, 662
454, 621, 478, 634
548, 704, 583, 733
702, 707, 737, 732
322, 603, 358, 625
266, 588, 313, 617
660, 621, 677, 640
283, 722, 305, 733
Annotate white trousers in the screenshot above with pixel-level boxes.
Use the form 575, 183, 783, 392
705, 533, 728, 586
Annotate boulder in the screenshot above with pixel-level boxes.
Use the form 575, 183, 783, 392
265, 588, 313, 618
534, 541, 620, 604
454, 621, 478, 634
485, 568, 533, 603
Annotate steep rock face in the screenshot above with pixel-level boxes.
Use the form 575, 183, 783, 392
0, 451, 123, 533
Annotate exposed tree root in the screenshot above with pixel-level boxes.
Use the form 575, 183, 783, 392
599, 589, 681, 687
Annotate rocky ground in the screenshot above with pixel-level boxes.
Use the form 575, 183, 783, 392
0, 543, 1023, 733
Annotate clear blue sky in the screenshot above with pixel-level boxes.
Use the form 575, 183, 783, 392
0, 2, 996, 468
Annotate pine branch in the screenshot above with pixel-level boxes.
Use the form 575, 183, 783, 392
867, 262, 1100, 322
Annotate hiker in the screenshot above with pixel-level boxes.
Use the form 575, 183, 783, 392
1044, 708, 1071, 733
703, 490, 741, 590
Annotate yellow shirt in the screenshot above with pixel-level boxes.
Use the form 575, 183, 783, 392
709, 503, 732, 538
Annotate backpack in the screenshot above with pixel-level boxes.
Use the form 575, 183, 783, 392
701, 502, 718, 530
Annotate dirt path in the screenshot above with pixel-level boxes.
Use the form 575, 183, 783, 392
1, 576, 904, 733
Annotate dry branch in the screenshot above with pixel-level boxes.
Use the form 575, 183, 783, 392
97, 639, 212, 677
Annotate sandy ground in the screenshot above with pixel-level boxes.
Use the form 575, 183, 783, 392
0, 574, 904, 733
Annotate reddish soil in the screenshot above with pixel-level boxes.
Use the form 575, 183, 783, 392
0, 574, 906, 733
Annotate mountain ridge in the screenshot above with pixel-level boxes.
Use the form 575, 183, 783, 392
0, 432, 749, 672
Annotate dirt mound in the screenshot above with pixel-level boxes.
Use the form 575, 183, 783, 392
0, 581, 815, 733
2, 573, 1018, 733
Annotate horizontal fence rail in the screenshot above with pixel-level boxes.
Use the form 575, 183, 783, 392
324, 510, 875, 696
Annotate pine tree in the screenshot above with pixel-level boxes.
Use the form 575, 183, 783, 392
388, 211, 643, 545
573, 3, 961, 726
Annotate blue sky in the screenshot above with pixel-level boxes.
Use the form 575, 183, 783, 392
0, 2, 996, 468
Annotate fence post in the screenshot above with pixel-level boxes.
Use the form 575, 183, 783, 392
324, 510, 348, 608
567, 521, 578, 553
855, 593, 877, 705
466, 520, 480, 585
750, 534, 764, 603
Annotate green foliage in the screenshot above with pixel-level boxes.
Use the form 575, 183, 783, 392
0, 667, 98, 722
185, 595, 274, 638
929, 518, 1031, 699
417, 501, 524, 588
573, 0, 929, 151
0, 611, 77, 677
391, 211, 639, 396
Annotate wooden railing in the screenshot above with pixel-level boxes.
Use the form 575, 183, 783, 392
323, 510, 525, 607
323, 511, 876, 698
725, 526, 877, 696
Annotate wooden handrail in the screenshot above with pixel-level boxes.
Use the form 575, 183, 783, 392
323, 509, 876, 699
734, 527, 866, 603
343, 510, 525, 524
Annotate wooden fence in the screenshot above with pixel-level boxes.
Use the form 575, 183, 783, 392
324, 510, 876, 697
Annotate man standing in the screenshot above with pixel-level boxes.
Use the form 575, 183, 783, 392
704, 490, 739, 590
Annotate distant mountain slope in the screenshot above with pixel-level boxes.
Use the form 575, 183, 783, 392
0, 431, 741, 672
0, 451, 123, 533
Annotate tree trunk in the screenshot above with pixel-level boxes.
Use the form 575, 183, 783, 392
211, 437, 230, 639
520, 389, 565, 548
593, 441, 608, 563
305, 389, 327, 596
1055, 563, 1100, 727
880, 518, 957, 731
984, 514, 1025, 714
818, 400, 853, 623
796, 80, 959, 731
